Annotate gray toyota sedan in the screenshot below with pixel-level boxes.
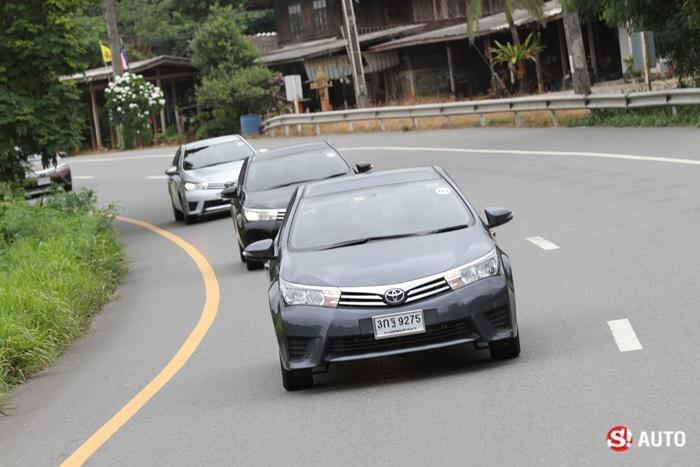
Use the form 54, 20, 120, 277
166, 135, 256, 224
245, 166, 519, 390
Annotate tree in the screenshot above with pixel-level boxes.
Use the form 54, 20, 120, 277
0, 0, 89, 183
191, 5, 276, 137
561, 4, 591, 94
566, 0, 700, 85
467, 0, 545, 93
492, 33, 544, 86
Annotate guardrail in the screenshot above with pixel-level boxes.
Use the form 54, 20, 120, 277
262, 88, 700, 135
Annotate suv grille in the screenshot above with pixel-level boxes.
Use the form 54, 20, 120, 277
328, 318, 475, 357
203, 198, 230, 211
338, 277, 451, 308
276, 210, 286, 221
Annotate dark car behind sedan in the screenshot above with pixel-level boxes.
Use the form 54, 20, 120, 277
221, 141, 371, 270
245, 166, 519, 390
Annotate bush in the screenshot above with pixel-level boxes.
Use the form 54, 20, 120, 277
0, 188, 125, 408
572, 105, 700, 127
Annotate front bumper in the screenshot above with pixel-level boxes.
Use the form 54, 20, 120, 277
274, 274, 517, 371
238, 219, 283, 249
182, 189, 231, 216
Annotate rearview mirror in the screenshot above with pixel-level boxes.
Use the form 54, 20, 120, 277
484, 207, 513, 228
220, 182, 239, 199
165, 166, 178, 176
244, 239, 275, 261
356, 162, 373, 173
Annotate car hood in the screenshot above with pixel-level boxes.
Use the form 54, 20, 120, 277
184, 160, 244, 184
245, 185, 298, 210
26, 155, 64, 177
281, 226, 495, 287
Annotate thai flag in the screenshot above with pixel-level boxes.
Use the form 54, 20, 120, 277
120, 48, 129, 71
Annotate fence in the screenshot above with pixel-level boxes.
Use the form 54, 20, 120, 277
262, 88, 700, 136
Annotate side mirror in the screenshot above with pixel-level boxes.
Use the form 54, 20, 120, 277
220, 182, 239, 199
356, 162, 373, 173
244, 239, 275, 261
165, 166, 178, 176
484, 207, 513, 228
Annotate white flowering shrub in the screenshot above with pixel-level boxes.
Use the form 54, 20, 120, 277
104, 72, 165, 148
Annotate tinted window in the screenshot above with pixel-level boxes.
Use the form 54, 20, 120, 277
289, 180, 474, 250
182, 141, 254, 170
245, 149, 350, 192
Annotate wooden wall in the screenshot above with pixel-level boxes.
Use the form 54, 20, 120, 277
275, 0, 341, 45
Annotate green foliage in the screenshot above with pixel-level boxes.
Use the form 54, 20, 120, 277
0, 0, 91, 183
565, 0, 700, 84
467, 0, 545, 43
0, 189, 125, 406
104, 72, 165, 148
191, 5, 276, 137
571, 106, 700, 127
492, 33, 545, 83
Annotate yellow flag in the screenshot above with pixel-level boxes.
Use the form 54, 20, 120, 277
100, 43, 112, 65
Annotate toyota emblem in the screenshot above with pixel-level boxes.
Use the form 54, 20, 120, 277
383, 288, 406, 306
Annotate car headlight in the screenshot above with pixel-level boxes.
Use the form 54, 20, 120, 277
184, 181, 208, 191
280, 279, 340, 307
244, 208, 278, 222
444, 249, 500, 290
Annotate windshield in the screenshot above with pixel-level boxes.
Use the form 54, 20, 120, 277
182, 140, 254, 170
289, 180, 474, 250
245, 148, 350, 192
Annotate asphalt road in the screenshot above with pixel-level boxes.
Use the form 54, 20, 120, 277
1, 128, 699, 466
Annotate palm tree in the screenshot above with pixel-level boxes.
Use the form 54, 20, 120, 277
467, 0, 546, 92
492, 33, 545, 86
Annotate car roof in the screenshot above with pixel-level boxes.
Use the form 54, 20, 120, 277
251, 141, 333, 161
301, 167, 443, 198
182, 134, 244, 151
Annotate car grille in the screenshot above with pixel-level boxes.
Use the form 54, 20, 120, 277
328, 318, 475, 357
203, 199, 230, 211
484, 306, 510, 329
287, 336, 310, 359
338, 277, 451, 308
276, 209, 286, 221
206, 181, 228, 189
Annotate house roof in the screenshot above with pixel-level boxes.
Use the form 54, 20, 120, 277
260, 24, 426, 66
370, 1, 562, 52
62, 55, 195, 84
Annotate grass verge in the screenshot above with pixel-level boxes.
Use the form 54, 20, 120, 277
570, 105, 700, 127
0, 188, 125, 411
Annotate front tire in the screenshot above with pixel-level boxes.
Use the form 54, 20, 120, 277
281, 362, 313, 391
245, 258, 263, 271
489, 334, 520, 360
173, 204, 184, 222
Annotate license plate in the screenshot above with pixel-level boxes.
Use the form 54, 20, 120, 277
372, 310, 425, 340
37, 177, 51, 186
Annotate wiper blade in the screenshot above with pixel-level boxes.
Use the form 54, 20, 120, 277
267, 173, 347, 190
318, 233, 417, 250
420, 224, 470, 235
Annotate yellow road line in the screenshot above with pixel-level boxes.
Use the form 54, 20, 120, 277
61, 216, 220, 466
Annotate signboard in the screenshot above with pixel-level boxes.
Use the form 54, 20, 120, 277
284, 75, 303, 102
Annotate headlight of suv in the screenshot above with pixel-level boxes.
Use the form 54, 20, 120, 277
244, 208, 278, 222
184, 181, 208, 191
444, 248, 500, 290
280, 279, 341, 307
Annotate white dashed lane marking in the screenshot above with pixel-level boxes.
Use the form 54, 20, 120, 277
72, 175, 95, 180
526, 236, 560, 251
607, 319, 644, 352
146, 175, 168, 180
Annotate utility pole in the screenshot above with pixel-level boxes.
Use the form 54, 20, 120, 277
340, 0, 368, 108
561, 5, 591, 95
640, 31, 652, 91
104, 0, 122, 77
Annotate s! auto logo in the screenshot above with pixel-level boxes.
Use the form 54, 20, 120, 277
606, 426, 687, 451
607, 426, 633, 452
